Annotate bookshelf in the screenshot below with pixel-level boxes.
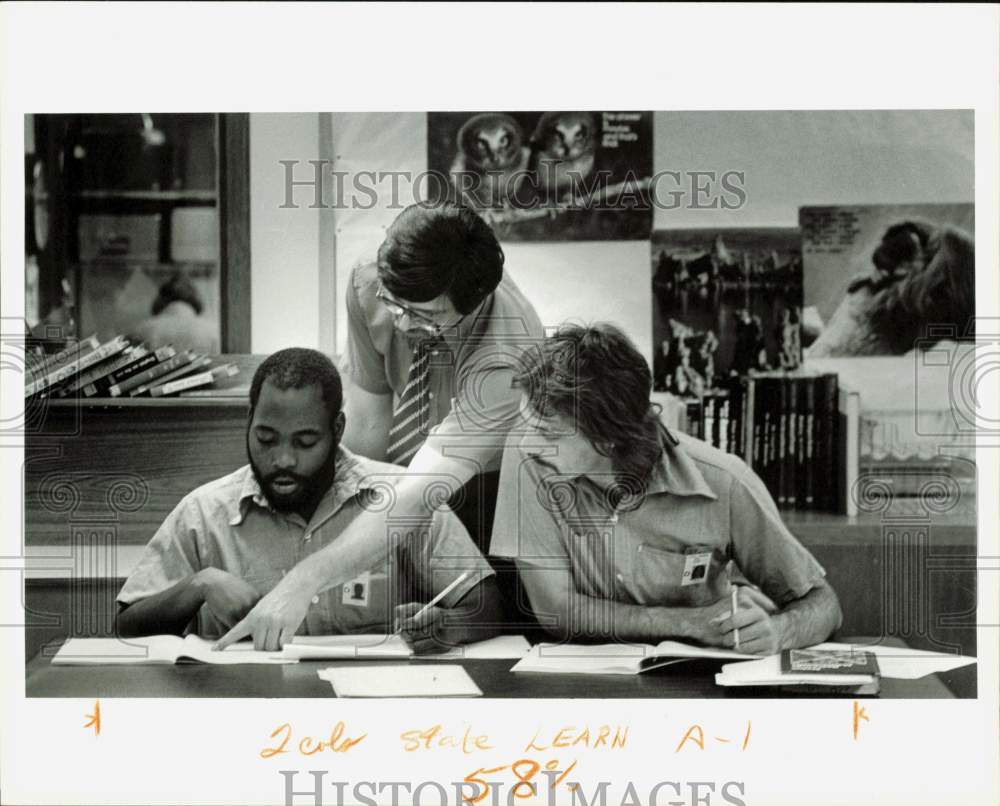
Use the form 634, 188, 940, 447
27, 114, 251, 351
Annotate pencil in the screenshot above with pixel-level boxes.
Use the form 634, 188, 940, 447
731, 586, 741, 650
395, 571, 472, 634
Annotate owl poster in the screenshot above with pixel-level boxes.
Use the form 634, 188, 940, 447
427, 111, 653, 241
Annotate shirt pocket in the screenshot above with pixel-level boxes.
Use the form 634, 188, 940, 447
632, 542, 729, 608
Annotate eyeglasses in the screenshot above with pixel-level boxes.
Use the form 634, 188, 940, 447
375, 282, 445, 336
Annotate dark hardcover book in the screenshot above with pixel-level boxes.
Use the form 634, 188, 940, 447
718, 394, 730, 454
111, 351, 195, 397
55, 346, 142, 397
802, 376, 816, 508
785, 376, 798, 509
763, 376, 780, 501
776, 377, 789, 507
726, 380, 741, 456
781, 648, 880, 677
131, 355, 211, 395
794, 376, 809, 509
815, 373, 839, 510
712, 393, 723, 449
752, 378, 767, 484
83, 346, 175, 397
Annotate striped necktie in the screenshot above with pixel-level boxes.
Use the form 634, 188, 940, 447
386, 339, 441, 466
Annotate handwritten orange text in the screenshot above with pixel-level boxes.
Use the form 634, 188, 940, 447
259, 721, 367, 759
853, 701, 870, 740
675, 721, 751, 753
463, 758, 579, 804
524, 724, 628, 752
400, 724, 493, 754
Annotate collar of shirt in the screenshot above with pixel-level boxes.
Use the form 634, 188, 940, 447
227, 447, 377, 530
644, 430, 718, 500
571, 427, 718, 508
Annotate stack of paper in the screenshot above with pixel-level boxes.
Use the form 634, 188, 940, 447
317, 665, 483, 697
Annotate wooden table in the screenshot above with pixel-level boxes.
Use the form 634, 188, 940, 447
25, 640, 975, 699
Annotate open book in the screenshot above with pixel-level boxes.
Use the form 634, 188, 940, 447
51, 636, 293, 665
282, 634, 531, 661
511, 641, 757, 675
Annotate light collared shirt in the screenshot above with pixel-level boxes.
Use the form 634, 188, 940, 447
490, 427, 826, 610
345, 262, 544, 472
117, 448, 493, 638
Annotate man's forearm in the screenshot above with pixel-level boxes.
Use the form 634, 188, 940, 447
536, 588, 713, 644
289, 472, 465, 596
117, 573, 205, 637
773, 581, 843, 650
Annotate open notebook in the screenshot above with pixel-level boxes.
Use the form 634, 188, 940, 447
282, 634, 531, 661
51, 636, 292, 665
511, 641, 756, 675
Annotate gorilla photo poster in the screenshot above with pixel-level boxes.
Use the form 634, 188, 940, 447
427, 111, 653, 241
801, 203, 975, 358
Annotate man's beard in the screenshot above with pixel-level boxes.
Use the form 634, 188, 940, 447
247, 435, 340, 517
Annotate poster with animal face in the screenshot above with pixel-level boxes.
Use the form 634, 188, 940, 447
427, 111, 653, 241
650, 228, 803, 394
800, 204, 975, 357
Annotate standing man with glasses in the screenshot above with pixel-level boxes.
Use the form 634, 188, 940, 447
218, 202, 544, 650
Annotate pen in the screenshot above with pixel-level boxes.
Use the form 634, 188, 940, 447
395, 571, 472, 634
731, 585, 740, 651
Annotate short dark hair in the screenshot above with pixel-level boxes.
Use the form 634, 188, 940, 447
376, 202, 504, 315
152, 273, 203, 316
515, 323, 663, 502
249, 348, 343, 428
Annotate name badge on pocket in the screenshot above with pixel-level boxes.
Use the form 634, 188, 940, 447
681, 548, 713, 586
342, 571, 371, 607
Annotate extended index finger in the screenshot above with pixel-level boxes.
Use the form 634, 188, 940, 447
214, 617, 252, 651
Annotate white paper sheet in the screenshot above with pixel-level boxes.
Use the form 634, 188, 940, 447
318, 665, 483, 697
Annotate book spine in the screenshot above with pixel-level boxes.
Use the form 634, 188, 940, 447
786, 376, 798, 509
703, 392, 715, 445
765, 377, 780, 501
797, 376, 811, 509
29, 336, 129, 397
132, 355, 211, 395
776, 378, 788, 507
719, 395, 730, 454
111, 351, 193, 396
743, 377, 755, 464
56, 347, 142, 396
24, 335, 100, 395
84, 348, 173, 397
818, 373, 838, 511
151, 370, 215, 397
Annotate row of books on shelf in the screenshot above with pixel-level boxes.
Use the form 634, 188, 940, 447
660, 372, 857, 514
660, 368, 977, 516
25, 334, 239, 399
